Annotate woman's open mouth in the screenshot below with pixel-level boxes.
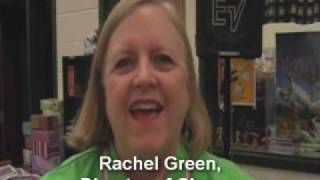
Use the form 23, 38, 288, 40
129, 100, 164, 122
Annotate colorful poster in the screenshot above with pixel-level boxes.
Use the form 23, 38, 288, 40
218, 58, 256, 106
274, 33, 320, 157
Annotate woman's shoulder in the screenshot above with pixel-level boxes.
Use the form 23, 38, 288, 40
194, 151, 254, 180
40, 147, 100, 180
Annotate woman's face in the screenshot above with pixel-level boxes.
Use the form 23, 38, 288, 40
103, 4, 190, 159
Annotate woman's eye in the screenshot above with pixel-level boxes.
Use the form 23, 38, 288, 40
114, 57, 135, 73
153, 54, 175, 70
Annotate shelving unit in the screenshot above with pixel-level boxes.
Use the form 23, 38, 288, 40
62, 55, 92, 156
62, 55, 92, 133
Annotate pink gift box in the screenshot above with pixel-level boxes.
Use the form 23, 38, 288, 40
32, 141, 60, 159
31, 130, 58, 142
31, 130, 60, 159
32, 155, 60, 175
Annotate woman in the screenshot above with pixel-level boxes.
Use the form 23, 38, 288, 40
41, 0, 253, 179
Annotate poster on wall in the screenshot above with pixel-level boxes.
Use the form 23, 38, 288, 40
274, 32, 320, 157
218, 58, 256, 106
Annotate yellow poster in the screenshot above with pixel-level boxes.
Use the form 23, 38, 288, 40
219, 58, 256, 106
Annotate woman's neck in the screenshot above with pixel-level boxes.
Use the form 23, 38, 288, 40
125, 164, 167, 180
113, 142, 180, 179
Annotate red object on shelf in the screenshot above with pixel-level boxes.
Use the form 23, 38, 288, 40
67, 65, 76, 96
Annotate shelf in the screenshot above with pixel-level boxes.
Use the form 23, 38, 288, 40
231, 149, 320, 173
62, 55, 92, 159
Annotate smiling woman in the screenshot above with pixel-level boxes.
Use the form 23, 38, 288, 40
40, 0, 253, 180
103, 2, 190, 162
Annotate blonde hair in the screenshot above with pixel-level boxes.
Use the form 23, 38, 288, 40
67, 0, 212, 157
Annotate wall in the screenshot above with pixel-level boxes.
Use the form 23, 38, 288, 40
56, 0, 98, 100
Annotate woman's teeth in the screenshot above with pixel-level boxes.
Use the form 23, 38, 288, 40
131, 103, 159, 111
129, 102, 163, 118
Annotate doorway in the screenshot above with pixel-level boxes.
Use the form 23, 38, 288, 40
0, 0, 26, 165
0, 0, 56, 165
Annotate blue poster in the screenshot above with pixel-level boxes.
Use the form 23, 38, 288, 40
275, 32, 320, 157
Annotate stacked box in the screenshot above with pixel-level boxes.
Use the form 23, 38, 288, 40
32, 155, 61, 175
40, 99, 63, 125
22, 149, 32, 166
22, 121, 32, 167
40, 98, 63, 114
31, 114, 61, 175
31, 130, 60, 159
31, 114, 58, 130
22, 121, 31, 150
40, 98, 65, 158
22, 121, 32, 136
24, 135, 32, 150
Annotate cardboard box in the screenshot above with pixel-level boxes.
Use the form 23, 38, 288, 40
31, 114, 58, 130
40, 99, 63, 114
24, 135, 32, 150
22, 121, 31, 135
23, 149, 32, 166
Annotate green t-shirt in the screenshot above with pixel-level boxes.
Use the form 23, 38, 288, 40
41, 145, 253, 180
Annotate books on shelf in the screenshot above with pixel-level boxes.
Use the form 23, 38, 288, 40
67, 65, 76, 97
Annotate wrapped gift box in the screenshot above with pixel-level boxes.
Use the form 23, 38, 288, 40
31, 130, 60, 159
22, 149, 32, 166
40, 99, 63, 114
31, 130, 58, 142
24, 135, 32, 150
32, 155, 60, 175
32, 141, 60, 159
22, 121, 31, 136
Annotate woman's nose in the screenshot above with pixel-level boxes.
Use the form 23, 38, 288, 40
132, 58, 157, 90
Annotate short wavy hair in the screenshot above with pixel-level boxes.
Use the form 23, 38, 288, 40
67, 0, 212, 157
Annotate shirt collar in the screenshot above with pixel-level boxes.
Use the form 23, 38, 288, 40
107, 143, 189, 179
